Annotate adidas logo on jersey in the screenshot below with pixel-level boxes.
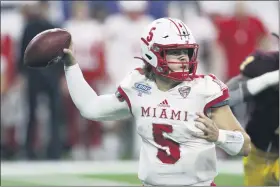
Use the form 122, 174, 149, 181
158, 99, 170, 107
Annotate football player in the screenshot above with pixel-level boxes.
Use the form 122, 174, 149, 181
62, 18, 251, 186
227, 39, 279, 186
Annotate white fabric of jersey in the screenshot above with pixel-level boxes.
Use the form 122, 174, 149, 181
116, 69, 229, 186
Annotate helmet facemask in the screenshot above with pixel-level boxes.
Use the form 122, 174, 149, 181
150, 43, 199, 81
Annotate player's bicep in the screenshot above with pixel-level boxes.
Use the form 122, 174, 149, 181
81, 94, 131, 121
211, 105, 244, 132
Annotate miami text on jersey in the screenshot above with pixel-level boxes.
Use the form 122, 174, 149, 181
141, 106, 188, 121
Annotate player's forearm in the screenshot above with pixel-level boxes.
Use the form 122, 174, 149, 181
245, 70, 279, 97
215, 130, 251, 156
64, 64, 98, 117
211, 106, 251, 156
238, 131, 251, 156
215, 129, 244, 156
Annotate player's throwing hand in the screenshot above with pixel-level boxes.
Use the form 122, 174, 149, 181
63, 41, 77, 67
193, 112, 219, 142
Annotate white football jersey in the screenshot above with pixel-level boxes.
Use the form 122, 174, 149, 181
117, 69, 229, 186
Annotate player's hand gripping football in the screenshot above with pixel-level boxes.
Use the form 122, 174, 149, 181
192, 112, 219, 142
62, 41, 77, 66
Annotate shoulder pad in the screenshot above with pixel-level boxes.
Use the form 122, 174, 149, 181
206, 74, 228, 92
203, 74, 229, 111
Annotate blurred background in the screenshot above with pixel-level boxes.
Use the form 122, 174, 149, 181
1, 0, 279, 186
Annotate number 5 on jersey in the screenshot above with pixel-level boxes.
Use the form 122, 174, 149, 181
153, 123, 180, 164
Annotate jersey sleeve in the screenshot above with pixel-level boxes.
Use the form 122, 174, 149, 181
204, 74, 230, 114
115, 68, 144, 114
65, 64, 131, 121
240, 51, 278, 78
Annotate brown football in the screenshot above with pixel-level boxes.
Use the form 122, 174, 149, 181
24, 28, 71, 68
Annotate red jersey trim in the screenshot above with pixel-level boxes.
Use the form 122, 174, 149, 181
203, 89, 230, 115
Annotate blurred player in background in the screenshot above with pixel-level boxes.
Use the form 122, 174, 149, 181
1, 34, 17, 158
214, 1, 269, 81
227, 33, 279, 186
63, 1, 107, 160
102, 1, 154, 160
18, 1, 65, 160
1, 2, 31, 159
62, 17, 251, 186
1, 53, 8, 95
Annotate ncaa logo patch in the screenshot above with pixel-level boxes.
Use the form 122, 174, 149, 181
178, 86, 191, 98
133, 82, 152, 96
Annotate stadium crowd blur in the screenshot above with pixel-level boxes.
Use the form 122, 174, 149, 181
1, 1, 278, 160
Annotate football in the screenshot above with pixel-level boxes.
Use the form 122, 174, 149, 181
24, 28, 71, 68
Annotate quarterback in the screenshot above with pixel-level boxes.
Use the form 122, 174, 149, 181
63, 18, 251, 186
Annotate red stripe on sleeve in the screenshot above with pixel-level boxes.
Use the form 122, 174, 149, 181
203, 89, 229, 115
